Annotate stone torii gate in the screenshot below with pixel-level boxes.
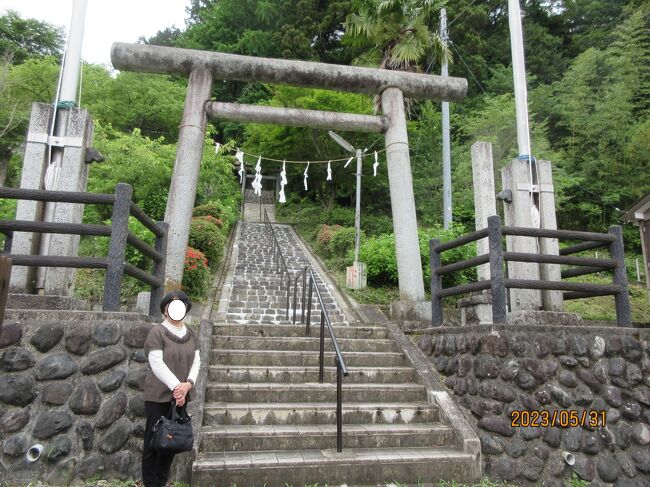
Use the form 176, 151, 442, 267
111, 43, 467, 314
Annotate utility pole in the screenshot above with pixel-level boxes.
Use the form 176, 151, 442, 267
440, 7, 452, 229
36, 0, 88, 291
507, 0, 531, 158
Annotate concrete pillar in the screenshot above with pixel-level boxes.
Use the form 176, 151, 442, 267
44, 108, 94, 295
380, 87, 425, 303
10, 103, 53, 292
501, 159, 542, 310
537, 160, 563, 311
164, 68, 213, 290
471, 142, 497, 281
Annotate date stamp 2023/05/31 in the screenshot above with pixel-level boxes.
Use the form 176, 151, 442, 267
511, 410, 607, 428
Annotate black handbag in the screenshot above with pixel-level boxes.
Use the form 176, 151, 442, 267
150, 401, 194, 453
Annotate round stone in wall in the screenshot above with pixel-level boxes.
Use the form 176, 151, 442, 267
477, 416, 514, 437
0, 374, 36, 406
0, 347, 35, 371
76, 422, 94, 450
33, 410, 74, 439
77, 454, 106, 480
98, 369, 127, 392
45, 436, 72, 462
109, 450, 138, 480
0, 322, 23, 348
65, 325, 92, 355
81, 347, 127, 375
596, 454, 619, 482
45, 458, 76, 486
2, 407, 30, 433
2, 433, 27, 457
124, 324, 151, 348
34, 353, 78, 380
69, 379, 103, 415
488, 457, 519, 481
126, 368, 148, 391
128, 394, 146, 418
131, 350, 147, 363
42, 382, 73, 405
98, 417, 132, 454
633, 423, 650, 446
95, 392, 127, 429
30, 323, 64, 352
93, 323, 121, 346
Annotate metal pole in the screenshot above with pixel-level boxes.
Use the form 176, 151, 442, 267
36, 0, 89, 290
508, 0, 532, 158
306, 278, 313, 335
441, 7, 452, 229
319, 310, 325, 383
354, 148, 362, 263
336, 357, 343, 453
301, 269, 307, 324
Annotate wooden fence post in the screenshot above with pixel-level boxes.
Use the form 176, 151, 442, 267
0, 256, 12, 332
430, 239, 443, 327
608, 225, 632, 327
488, 215, 507, 324
149, 221, 169, 318
103, 183, 132, 312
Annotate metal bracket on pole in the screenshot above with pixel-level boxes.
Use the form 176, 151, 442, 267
26, 133, 84, 148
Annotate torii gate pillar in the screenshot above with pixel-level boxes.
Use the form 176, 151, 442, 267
164, 68, 213, 290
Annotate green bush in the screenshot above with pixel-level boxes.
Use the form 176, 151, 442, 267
188, 217, 225, 267
193, 200, 237, 229
330, 227, 361, 258
182, 247, 211, 300
363, 214, 393, 236
358, 224, 476, 288
358, 233, 398, 285
315, 224, 342, 252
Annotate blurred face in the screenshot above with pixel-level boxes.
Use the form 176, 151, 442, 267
166, 299, 187, 322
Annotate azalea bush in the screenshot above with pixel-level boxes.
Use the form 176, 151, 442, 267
182, 247, 210, 300
188, 217, 225, 267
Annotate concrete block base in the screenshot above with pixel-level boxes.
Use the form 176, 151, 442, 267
389, 300, 432, 323
458, 290, 493, 325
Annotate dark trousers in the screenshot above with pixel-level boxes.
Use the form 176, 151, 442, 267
142, 401, 176, 487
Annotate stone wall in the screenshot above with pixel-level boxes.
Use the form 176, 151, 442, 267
0, 319, 156, 485
414, 324, 650, 486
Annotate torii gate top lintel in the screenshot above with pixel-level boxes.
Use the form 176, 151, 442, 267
111, 42, 467, 103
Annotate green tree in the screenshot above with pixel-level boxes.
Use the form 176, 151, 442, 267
0, 10, 64, 64
344, 0, 450, 70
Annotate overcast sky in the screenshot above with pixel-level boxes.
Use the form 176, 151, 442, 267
0, 0, 190, 66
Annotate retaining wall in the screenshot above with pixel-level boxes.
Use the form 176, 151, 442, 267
415, 324, 650, 486
0, 319, 157, 485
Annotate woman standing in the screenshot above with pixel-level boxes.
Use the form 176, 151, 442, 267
141, 290, 200, 487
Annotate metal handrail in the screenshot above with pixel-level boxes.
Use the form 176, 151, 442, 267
263, 209, 292, 319
263, 213, 348, 452
303, 266, 349, 452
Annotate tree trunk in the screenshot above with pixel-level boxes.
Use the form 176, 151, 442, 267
0, 146, 12, 187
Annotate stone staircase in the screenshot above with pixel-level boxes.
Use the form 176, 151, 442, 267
226, 222, 347, 325
191, 221, 480, 486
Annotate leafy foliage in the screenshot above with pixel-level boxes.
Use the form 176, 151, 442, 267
188, 217, 226, 267
182, 248, 211, 300
0, 11, 64, 64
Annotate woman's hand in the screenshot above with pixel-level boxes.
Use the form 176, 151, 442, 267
173, 382, 192, 406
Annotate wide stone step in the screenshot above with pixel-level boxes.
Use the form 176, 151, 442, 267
205, 382, 427, 403
225, 316, 348, 326
211, 349, 406, 367
213, 323, 388, 339
201, 401, 440, 426
208, 365, 416, 384
212, 336, 400, 353
199, 423, 455, 452
192, 447, 479, 486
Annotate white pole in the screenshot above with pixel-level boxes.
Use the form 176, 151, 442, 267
441, 7, 452, 229
36, 0, 88, 290
354, 148, 362, 263
507, 0, 531, 158
60, 0, 88, 103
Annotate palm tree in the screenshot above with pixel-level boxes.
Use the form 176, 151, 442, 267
344, 0, 451, 72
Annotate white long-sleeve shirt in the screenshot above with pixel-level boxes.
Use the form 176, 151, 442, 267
148, 320, 200, 391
